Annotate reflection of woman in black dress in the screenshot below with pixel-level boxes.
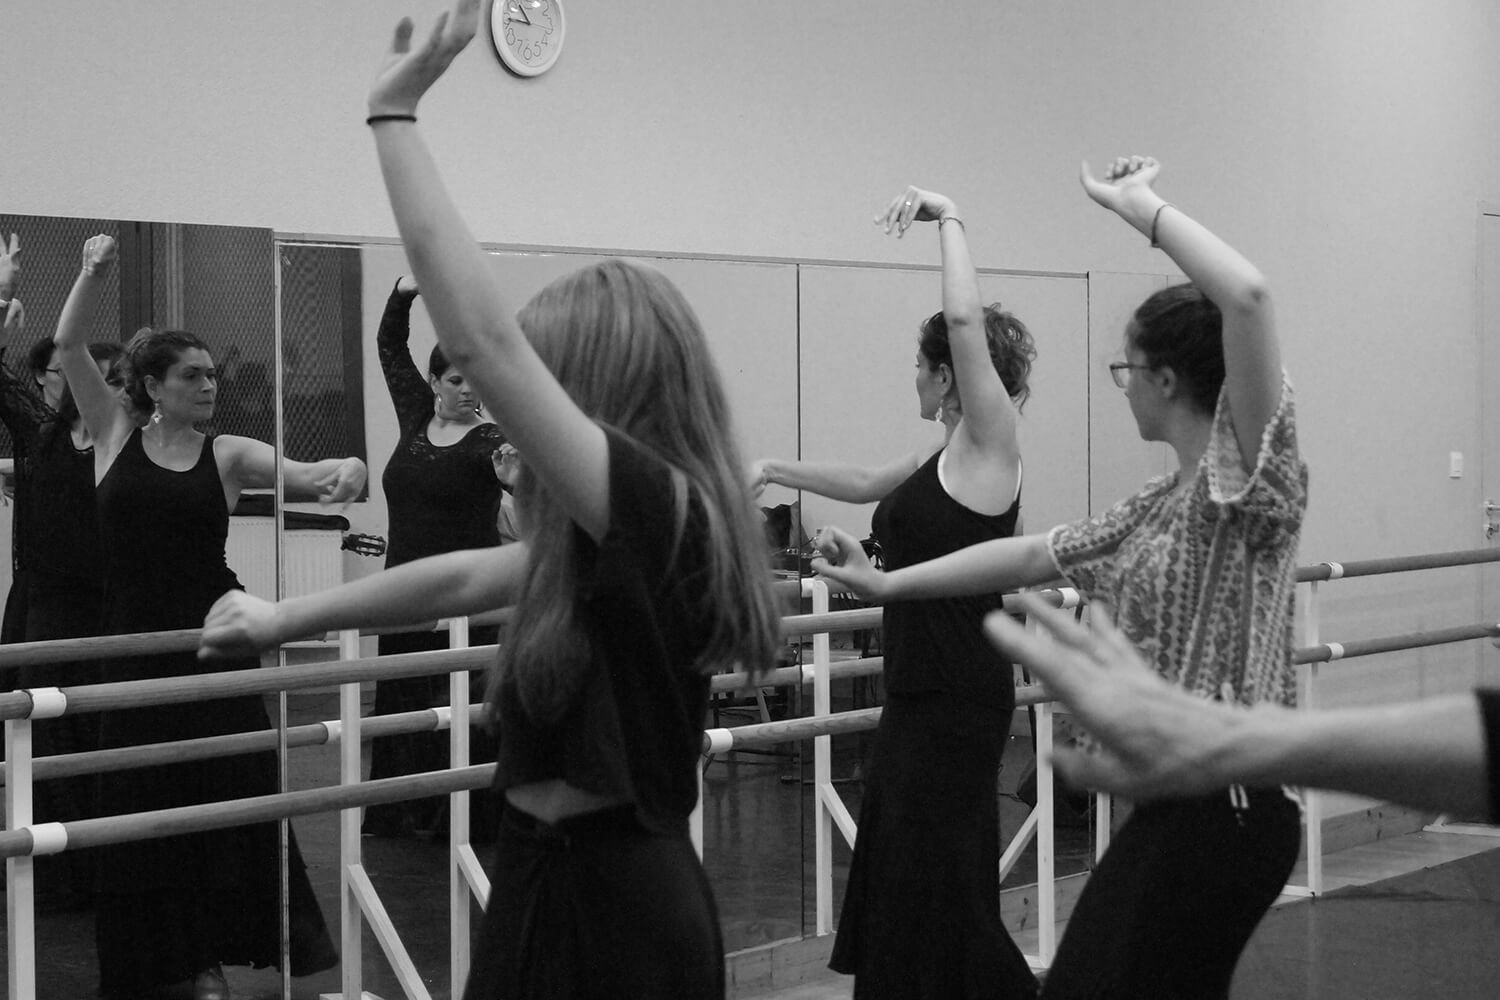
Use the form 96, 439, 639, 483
56, 235, 359, 1000
366, 274, 505, 839
0, 256, 123, 911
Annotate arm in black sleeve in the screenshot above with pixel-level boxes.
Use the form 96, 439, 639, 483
376, 280, 433, 433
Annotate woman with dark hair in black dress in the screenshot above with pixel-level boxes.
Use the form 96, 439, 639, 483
364, 272, 505, 839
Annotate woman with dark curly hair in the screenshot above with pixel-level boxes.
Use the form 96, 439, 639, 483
54, 234, 360, 1000
756, 187, 1040, 999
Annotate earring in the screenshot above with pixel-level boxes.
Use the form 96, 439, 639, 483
151, 400, 163, 425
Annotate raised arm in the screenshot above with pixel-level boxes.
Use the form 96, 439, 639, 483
54, 235, 133, 453
1081, 157, 1279, 470
752, 452, 927, 505
988, 593, 1492, 818
366, 2, 610, 540
811, 525, 1057, 602
200, 542, 527, 659
879, 188, 1021, 459
376, 275, 434, 430
0, 232, 18, 323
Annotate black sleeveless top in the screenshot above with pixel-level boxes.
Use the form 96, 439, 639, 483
871, 448, 1021, 707
96, 430, 243, 646
377, 285, 504, 568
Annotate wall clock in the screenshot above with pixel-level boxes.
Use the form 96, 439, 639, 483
490, 0, 565, 78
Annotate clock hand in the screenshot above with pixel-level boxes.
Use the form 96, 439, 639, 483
508, 2, 532, 26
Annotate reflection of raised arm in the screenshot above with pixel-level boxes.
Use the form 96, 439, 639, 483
1081, 157, 1278, 469
812, 526, 1056, 602
217, 435, 368, 505
878, 187, 1020, 460
55, 235, 132, 457
752, 452, 925, 504
367, 1, 609, 540
376, 275, 431, 429
987, 593, 1494, 819
0, 232, 19, 324
200, 541, 527, 659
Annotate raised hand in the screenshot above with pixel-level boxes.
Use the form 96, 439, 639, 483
2, 299, 23, 340
492, 442, 520, 486
0, 232, 19, 298
809, 525, 888, 600
200, 589, 282, 659
368, 0, 482, 117
1079, 155, 1161, 215
875, 186, 958, 238
81, 233, 118, 277
315, 457, 368, 505
396, 274, 419, 296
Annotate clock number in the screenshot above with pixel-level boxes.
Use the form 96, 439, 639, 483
504, 24, 516, 45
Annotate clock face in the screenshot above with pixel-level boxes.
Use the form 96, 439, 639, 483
490, 0, 565, 78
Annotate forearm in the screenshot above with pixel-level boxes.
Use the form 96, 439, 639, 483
763, 458, 893, 504
1120, 193, 1268, 316
275, 544, 526, 641
54, 267, 105, 354
883, 533, 1057, 600
1223, 695, 1489, 816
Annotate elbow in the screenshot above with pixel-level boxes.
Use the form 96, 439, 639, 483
1223, 277, 1272, 318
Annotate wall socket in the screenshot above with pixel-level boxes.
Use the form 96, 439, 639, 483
1450, 451, 1464, 478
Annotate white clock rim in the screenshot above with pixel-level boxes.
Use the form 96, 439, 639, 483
491, 0, 565, 78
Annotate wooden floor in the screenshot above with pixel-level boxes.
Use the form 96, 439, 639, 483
743, 827, 1500, 1000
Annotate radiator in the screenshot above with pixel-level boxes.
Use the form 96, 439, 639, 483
225, 517, 345, 601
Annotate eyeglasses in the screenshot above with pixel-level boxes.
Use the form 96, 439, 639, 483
1108, 362, 1155, 389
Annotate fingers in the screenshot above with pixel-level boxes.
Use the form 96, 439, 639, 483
5, 232, 17, 259
391, 15, 415, 55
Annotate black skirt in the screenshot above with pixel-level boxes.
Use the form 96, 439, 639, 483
831, 693, 1039, 999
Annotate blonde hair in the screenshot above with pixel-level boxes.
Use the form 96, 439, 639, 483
490, 260, 780, 722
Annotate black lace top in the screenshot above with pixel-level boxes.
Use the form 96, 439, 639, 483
0, 350, 104, 586
376, 284, 505, 568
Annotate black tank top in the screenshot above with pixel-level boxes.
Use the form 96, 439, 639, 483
871, 448, 1021, 707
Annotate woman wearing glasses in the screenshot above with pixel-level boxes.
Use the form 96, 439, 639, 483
816, 156, 1307, 999
756, 187, 1039, 999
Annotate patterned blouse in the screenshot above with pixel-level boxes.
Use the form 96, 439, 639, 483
1047, 374, 1309, 708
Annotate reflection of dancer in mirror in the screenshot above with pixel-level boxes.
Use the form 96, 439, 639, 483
817, 156, 1308, 1000
758, 187, 1038, 998
0, 232, 124, 913
365, 272, 506, 841
987, 593, 1500, 820
56, 234, 357, 1000
199, 3, 781, 997
492, 441, 523, 543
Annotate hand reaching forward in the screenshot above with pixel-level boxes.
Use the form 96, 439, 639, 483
81, 233, 118, 277
200, 589, 282, 660
983, 591, 1241, 800
1079, 155, 1161, 216
316, 457, 368, 506
368, 0, 482, 117
875, 187, 958, 238
809, 525, 889, 601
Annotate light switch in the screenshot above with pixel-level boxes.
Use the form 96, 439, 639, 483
1450, 451, 1464, 478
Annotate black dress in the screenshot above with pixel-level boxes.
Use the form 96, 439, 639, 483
0, 355, 107, 911
91, 429, 337, 996
829, 449, 1038, 999
367, 284, 505, 838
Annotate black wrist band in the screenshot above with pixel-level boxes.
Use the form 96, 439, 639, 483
366, 113, 417, 126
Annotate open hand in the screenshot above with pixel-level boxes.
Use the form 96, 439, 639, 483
200, 589, 281, 659
1079, 155, 1161, 215
368, 0, 481, 117
0, 232, 19, 298
875, 186, 957, 238
492, 442, 520, 486
983, 592, 1242, 799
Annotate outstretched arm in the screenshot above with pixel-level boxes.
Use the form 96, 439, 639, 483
752, 452, 926, 505
811, 525, 1057, 602
987, 593, 1492, 818
878, 188, 1020, 459
366, 1, 610, 540
200, 542, 527, 658
1081, 157, 1279, 470
217, 435, 368, 505
54, 235, 132, 451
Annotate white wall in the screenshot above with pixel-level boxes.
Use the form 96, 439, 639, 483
9, 1, 1500, 748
